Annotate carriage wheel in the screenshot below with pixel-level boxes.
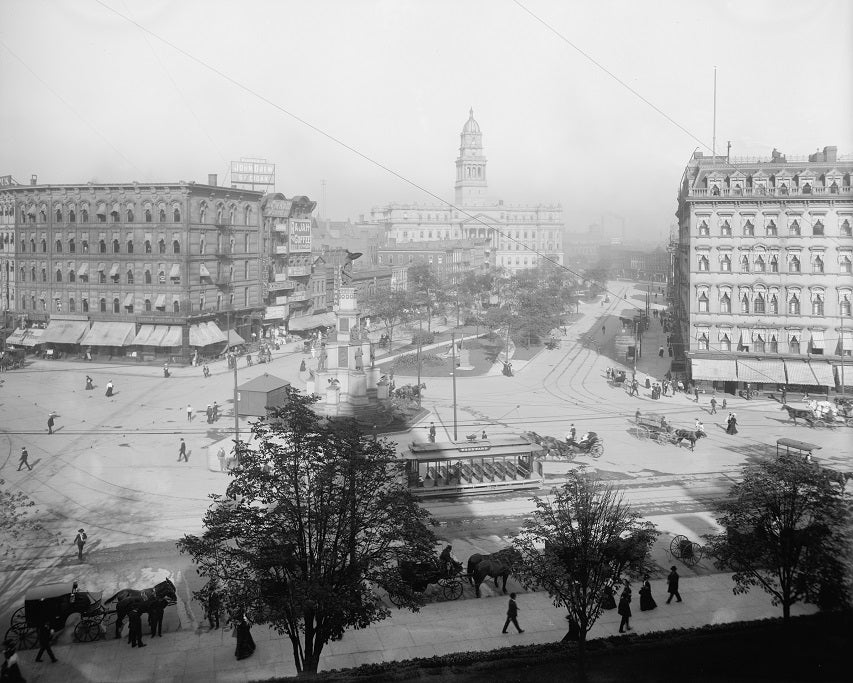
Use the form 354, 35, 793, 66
74, 619, 102, 643
4, 625, 38, 651
669, 534, 688, 560
10, 607, 26, 629
846, 418, 853, 428
813, 419, 826, 429
441, 578, 464, 601
590, 442, 603, 459
682, 544, 704, 568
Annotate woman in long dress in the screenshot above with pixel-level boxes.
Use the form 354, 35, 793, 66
639, 574, 657, 611
726, 412, 738, 435
233, 613, 256, 661
601, 580, 617, 610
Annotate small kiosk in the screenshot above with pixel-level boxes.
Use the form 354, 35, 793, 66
236, 373, 290, 417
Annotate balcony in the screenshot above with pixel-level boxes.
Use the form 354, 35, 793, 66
287, 265, 312, 277
689, 185, 852, 198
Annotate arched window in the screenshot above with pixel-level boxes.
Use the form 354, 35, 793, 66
766, 220, 777, 236
126, 208, 134, 222
39, 209, 46, 223
69, 269, 76, 283
81, 208, 89, 222
55, 239, 62, 253
127, 240, 133, 254
99, 239, 106, 254
789, 294, 800, 315
200, 206, 207, 223
69, 209, 76, 223
173, 208, 181, 222
244, 205, 251, 225
173, 300, 180, 313
740, 255, 749, 272
830, 181, 839, 194
55, 269, 62, 282
813, 220, 824, 236
41, 268, 47, 282
144, 239, 152, 253
229, 207, 236, 224
842, 295, 851, 317
30, 266, 36, 280
99, 298, 107, 312
812, 294, 824, 316
790, 220, 800, 236
802, 183, 812, 195
842, 220, 852, 237
69, 238, 75, 253
144, 269, 152, 284
30, 238, 35, 252
144, 298, 151, 312
41, 238, 47, 252
173, 239, 180, 254
113, 297, 120, 313
720, 293, 731, 313
110, 210, 120, 223
789, 335, 800, 354
721, 255, 731, 272
770, 255, 779, 273
159, 208, 166, 223
158, 239, 166, 254
112, 239, 120, 253
698, 292, 709, 312
740, 293, 749, 314
145, 208, 152, 223
19, 240, 25, 253
55, 208, 62, 222
743, 220, 754, 236
753, 255, 765, 273
721, 221, 732, 236
754, 334, 765, 353
754, 293, 765, 313
69, 298, 76, 313
698, 333, 709, 351
812, 255, 823, 273
720, 333, 731, 351
789, 255, 800, 273
126, 269, 134, 285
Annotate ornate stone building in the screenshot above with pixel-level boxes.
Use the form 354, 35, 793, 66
0, 177, 265, 358
674, 146, 852, 393
369, 110, 564, 274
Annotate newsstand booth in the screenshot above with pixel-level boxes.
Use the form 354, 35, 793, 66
236, 373, 291, 417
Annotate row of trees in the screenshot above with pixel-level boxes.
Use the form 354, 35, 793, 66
177, 390, 851, 676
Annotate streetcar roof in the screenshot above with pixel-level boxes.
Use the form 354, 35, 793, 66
776, 438, 821, 453
407, 437, 541, 461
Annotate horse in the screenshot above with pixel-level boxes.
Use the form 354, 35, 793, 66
104, 579, 177, 638
781, 404, 814, 425
394, 383, 426, 401
673, 429, 706, 451
467, 548, 521, 598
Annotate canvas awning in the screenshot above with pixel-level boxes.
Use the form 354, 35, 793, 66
809, 329, 825, 350
841, 331, 853, 352
123, 293, 134, 307
189, 321, 227, 347
154, 294, 166, 308
80, 322, 136, 347
40, 319, 90, 345
6, 328, 28, 345
19, 328, 45, 347
226, 329, 246, 347
784, 361, 818, 386
132, 325, 160, 346
97, 262, 105, 271
287, 312, 336, 332
77, 263, 89, 276
160, 326, 183, 347
199, 263, 211, 277
691, 357, 738, 381
169, 264, 180, 278
809, 362, 836, 388
736, 359, 786, 384
109, 263, 119, 277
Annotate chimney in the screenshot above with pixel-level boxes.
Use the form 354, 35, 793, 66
30, 174, 38, 185
208, 174, 217, 186
823, 146, 837, 163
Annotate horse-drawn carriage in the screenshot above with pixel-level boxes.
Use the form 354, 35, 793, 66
522, 431, 603, 459
389, 556, 465, 606
610, 370, 628, 388
781, 401, 853, 429
0, 349, 26, 371
633, 412, 706, 450
4, 582, 114, 649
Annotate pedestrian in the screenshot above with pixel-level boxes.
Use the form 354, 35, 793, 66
694, 387, 699, 402
178, 438, 188, 462
561, 613, 581, 642
310, 343, 316, 359
105, 379, 114, 397
617, 583, 632, 633
47, 413, 55, 435
212, 402, 219, 421
17, 447, 32, 471
696, 420, 705, 434
2, 639, 25, 682
780, 386, 787, 405
35, 622, 58, 663
481, 430, 488, 440
501, 592, 524, 634
569, 423, 577, 443
601, 580, 617, 610
186, 404, 193, 422
206, 405, 213, 424
721, 398, 727, 411
127, 608, 146, 648
601, 324, 606, 335
726, 412, 738, 435
668, 346, 673, 357
639, 575, 657, 611
666, 566, 682, 603
299, 359, 306, 372
206, 582, 221, 630
148, 598, 165, 637
233, 612, 256, 660
74, 528, 87, 561
658, 345, 664, 358
710, 397, 717, 414
428, 422, 436, 443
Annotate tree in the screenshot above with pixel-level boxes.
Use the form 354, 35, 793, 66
367, 289, 409, 350
704, 455, 850, 619
406, 263, 441, 332
1, 479, 57, 558
177, 389, 437, 676
513, 469, 658, 653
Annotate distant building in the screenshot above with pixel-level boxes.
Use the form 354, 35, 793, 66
369, 109, 564, 273
673, 145, 852, 394
377, 240, 486, 287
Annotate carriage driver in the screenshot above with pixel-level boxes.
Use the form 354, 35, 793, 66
439, 545, 459, 576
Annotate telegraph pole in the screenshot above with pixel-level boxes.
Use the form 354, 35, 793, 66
451, 334, 458, 442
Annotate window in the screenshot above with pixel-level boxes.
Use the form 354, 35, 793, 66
698, 333, 709, 351
721, 334, 731, 351
744, 220, 754, 236
173, 208, 180, 222
159, 209, 166, 223
766, 221, 777, 236
69, 238, 75, 253
144, 240, 152, 253
754, 335, 765, 354
740, 255, 749, 272
82, 208, 89, 222
790, 220, 800, 236
113, 298, 120, 313
55, 239, 62, 253
30, 266, 35, 280
69, 298, 76, 313
173, 239, 180, 254
812, 255, 824, 273
99, 239, 106, 254
69, 269, 75, 283
110, 211, 120, 223
244, 205, 251, 225
30, 238, 35, 252
41, 268, 46, 282
99, 270, 106, 284
20, 241, 25, 253
842, 220, 852, 237
720, 293, 731, 313
721, 221, 732, 236
144, 298, 151, 312
244, 234, 249, 252
812, 220, 824, 236
789, 294, 800, 315
173, 300, 180, 313
789, 255, 800, 273
789, 336, 800, 354
112, 239, 120, 253
721, 255, 731, 271
19, 267, 25, 281
69, 209, 76, 223
41, 238, 47, 253
145, 208, 152, 223
842, 295, 851, 317
698, 255, 709, 271
755, 255, 765, 272
126, 269, 134, 285
82, 239, 88, 253
158, 239, 166, 254
126, 208, 134, 222
740, 294, 749, 314
126, 240, 133, 254
158, 269, 165, 284
99, 298, 106, 312
842, 256, 852, 274
55, 208, 62, 222
55, 269, 62, 282
754, 293, 766, 314
770, 255, 779, 273
802, 183, 812, 195
698, 292, 709, 312
144, 269, 152, 284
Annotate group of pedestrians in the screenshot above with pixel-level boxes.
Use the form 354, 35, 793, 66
615, 566, 683, 634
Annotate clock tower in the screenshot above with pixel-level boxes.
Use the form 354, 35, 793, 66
454, 108, 488, 206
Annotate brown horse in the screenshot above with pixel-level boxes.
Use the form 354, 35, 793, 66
781, 404, 814, 425
466, 548, 521, 598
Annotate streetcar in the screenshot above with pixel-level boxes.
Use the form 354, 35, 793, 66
404, 436, 544, 496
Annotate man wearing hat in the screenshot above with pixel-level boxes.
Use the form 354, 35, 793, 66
666, 565, 682, 604
74, 528, 87, 561
17, 446, 32, 471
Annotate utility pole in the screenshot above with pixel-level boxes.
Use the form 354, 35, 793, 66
227, 309, 240, 461
451, 333, 458, 442
416, 343, 422, 408
841, 312, 846, 396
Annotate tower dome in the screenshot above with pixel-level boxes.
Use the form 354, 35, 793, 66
462, 108, 480, 134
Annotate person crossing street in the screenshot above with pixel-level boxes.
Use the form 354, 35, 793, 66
502, 593, 524, 634
17, 447, 32, 471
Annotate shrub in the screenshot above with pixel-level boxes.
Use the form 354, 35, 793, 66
411, 331, 435, 346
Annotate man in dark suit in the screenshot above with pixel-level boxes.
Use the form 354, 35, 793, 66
127, 608, 146, 648
35, 622, 57, 663
148, 598, 165, 637
666, 566, 682, 604
502, 593, 524, 634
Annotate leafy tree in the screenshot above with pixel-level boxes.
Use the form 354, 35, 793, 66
406, 263, 441, 332
367, 289, 409, 350
704, 455, 850, 619
1, 479, 57, 558
513, 469, 658, 653
177, 389, 437, 676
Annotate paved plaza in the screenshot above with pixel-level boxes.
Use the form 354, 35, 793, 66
1, 281, 849, 682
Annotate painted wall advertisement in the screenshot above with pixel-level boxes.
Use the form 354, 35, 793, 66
289, 220, 311, 253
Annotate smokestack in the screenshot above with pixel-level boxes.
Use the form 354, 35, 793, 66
208, 174, 217, 186
30, 174, 38, 185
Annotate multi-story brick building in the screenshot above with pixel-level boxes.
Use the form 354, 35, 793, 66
0, 176, 265, 359
369, 110, 564, 273
674, 146, 852, 394
377, 240, 486, 287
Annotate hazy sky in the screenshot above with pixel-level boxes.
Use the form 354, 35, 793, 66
1, 1, 851, 241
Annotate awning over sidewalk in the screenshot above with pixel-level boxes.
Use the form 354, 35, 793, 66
40, 319, 90, 345
132, 325, 166, 346
783, 360, 819, 386
19, 328, 45, 347
80, 322, 136, 347
736, 359, 786, 384
691, 357, 738, 381
288, 312, 336, 332
189, 321, 227, 347
226, 329, 246, 347
808, 362, 836, 388
161, 326, 183, 347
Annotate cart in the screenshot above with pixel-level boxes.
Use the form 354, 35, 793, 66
634, 412, 677, 444
670, 535, 704, 568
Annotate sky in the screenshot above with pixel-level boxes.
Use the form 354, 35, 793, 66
1, 0, 851, 243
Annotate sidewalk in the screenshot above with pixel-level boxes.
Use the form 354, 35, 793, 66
18, 573, 814, 683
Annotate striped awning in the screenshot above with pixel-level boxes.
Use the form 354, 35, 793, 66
809, 330, 825, 350
842, 331, 853, 352
199, 263, 211, 278
189, 321, 227, 347
169, 264, 180, 278
154, 294, 166, 308
809, 362, 835, 388
123, 293, 134, 307
6, 328, 28, 345
288, 312, 336, 332
736, 359, 786, 384
19, 328, 46, 347
691, 358, 738, 381
784, 361, 818, 386
77, 263, 89, 276
109, 263, 119, 277
161, 326, 183, 347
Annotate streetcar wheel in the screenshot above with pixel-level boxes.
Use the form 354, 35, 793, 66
5, 625, 38, 651
74, 619, 102, 643
10, 607, 26, 629
442, 579, 464, 601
